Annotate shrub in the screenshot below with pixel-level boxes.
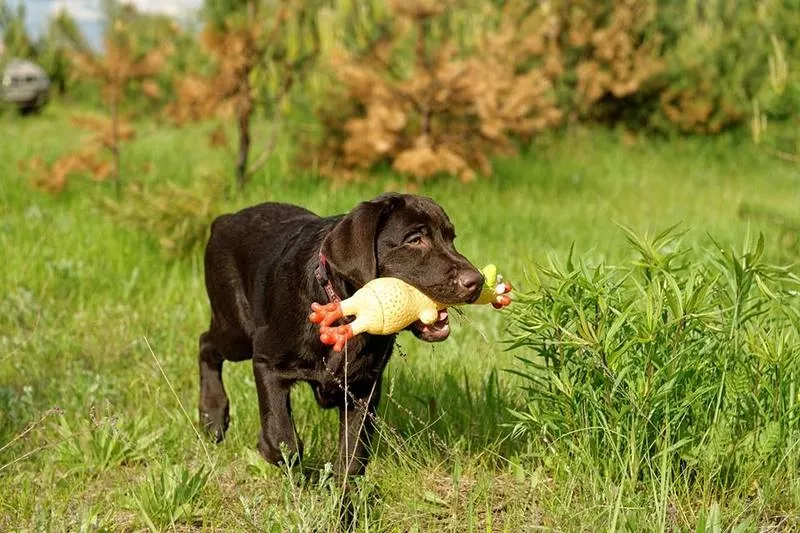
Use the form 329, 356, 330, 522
648, 1, 799, 134
307, 0, 562, 183
98, 179, 223, 260
508, 227, 800, 493
309, 0, 800, 183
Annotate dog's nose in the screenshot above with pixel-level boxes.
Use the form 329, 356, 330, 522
457, 270, 484, 299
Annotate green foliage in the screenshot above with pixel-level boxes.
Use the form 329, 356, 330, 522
130, 462, 211, 530
649, 0, 800, 133
750, 19, 800, 170
203, 0, 254, 28
55, 414, 162, 476
0, 1, 35, 59
97, 179, 223, 259
509, 227, 800, 494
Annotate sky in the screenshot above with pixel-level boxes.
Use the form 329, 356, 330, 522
7, 0, 203, 48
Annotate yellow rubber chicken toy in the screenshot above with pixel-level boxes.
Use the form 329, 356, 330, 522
309, 264, 512, 351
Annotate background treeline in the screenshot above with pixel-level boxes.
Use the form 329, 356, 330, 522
3, 0, 799, 187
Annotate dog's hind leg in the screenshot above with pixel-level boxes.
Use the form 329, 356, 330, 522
198, 326, 252, 443
198, 330, 232, 443
199, 246, 256, 443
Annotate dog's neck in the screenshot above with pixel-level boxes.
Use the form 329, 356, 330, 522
314, 252, 341, 304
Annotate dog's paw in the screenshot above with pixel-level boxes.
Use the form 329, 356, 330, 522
199, 407, 229, 444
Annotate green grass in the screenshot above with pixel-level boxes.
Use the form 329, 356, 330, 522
1, 104, 799, 531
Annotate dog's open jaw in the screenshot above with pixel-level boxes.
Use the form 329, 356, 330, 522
411, 308, 450, 342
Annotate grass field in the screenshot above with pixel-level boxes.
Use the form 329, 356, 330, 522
2, 105, 800, 531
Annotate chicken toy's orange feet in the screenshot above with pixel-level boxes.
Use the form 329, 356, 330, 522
319, 324, 355, 352
309, 302, 353, 351
491, 281, 513, 309
309, 302, 343, 327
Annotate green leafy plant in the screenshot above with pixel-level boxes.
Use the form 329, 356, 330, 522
508, 227, 800, 500
55, 413, 162, 476
97, 178, 223, 260
130, 461, 210, 530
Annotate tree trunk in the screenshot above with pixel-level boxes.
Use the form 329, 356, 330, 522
234, 1, 257, 191
110, 91, 121, 198
235, 79, 253, 191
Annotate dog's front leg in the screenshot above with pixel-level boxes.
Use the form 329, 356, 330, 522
252, 330, 303, 465
253, 358, 303, 465
335, 377, 382, 478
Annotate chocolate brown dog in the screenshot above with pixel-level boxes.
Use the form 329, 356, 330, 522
198, 193, 483, 476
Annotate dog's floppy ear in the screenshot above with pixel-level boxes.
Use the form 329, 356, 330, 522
322, 195, 402, 288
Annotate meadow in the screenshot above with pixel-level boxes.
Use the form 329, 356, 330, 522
1, 105, 800, 531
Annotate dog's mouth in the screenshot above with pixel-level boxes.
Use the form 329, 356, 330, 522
410, 309, 450, 342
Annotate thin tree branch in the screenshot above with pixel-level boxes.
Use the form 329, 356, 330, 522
761, 145, 800, 164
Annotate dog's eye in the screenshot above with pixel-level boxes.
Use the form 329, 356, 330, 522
405, 233, 424, 245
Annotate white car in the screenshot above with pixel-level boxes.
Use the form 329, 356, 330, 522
1, 59, 51, 113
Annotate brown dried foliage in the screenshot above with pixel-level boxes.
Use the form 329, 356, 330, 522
26, 148, 115, 195
659, 78, 743, 134
570, 1, 664, 111
28, 24, 168, 196
69, 115, 136, 149
27, 115, 135, 195
510, 0, 747, 132
313, 1, 562, 183
208, 124, 231, 150
70, 30, 169, 105
165, 21, 262, 126
492, 0, 664, 115
313, 0, 671, 182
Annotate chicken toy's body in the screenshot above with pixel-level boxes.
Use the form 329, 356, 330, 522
309, 264, 512, 351
340, 277, 442, 335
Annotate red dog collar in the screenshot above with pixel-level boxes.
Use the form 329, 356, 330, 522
314, 252, 341, 304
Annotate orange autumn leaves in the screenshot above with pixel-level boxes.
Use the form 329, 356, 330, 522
311, 0, 670, 183
28, 26, 167, 195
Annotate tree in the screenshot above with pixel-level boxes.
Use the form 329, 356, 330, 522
0, 1, 35, 59
309, 0, 563, 182
37, 9, 89, 95
68, 10, 168, 196
169, 0, 323, 190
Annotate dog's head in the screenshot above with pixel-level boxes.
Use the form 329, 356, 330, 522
321, 193, 483, 342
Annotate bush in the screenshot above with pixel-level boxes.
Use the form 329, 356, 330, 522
308, 0, 800, 182
97, 179, 222, 260
307, 0, 563, 183
649, 1, 800, 134
508, 227, 800, 493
